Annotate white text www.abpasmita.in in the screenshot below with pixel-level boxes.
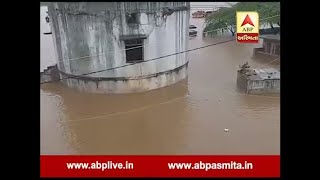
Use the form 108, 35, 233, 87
168, 161, 253, 171
66, 161, 134, 171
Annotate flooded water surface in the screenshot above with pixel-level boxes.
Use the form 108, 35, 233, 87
40, 7, 280, 155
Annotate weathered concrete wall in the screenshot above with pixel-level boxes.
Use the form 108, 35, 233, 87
253, 38, 280, 59
247, 79, 280, 94
47, 2, 190, 93
237, 72, 280, 94
60, 62, 188, 94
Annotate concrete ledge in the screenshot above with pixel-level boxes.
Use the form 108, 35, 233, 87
59, 61, 189, 81
59, 61, 189, 94
247, 88, 280, 94
253, 49, 280, 59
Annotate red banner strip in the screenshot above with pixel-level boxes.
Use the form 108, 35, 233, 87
237, 33, 259, 43
40, 155, 280, 177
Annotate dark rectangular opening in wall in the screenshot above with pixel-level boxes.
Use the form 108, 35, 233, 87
126, 13, 139, 24
125, 38, 144, 63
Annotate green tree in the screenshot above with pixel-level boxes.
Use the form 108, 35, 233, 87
203, 2, 280, 37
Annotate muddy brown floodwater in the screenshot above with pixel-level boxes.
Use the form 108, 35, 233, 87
40, 8, 280, 155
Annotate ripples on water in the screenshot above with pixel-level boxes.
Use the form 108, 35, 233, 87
40, 8, 280, 155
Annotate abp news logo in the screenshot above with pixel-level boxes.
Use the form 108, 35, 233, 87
236, 12, 259, 43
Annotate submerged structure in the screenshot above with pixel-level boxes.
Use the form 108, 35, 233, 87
237, 62, 280, 94
44, 2, 190, 94
253, 35, 280, 59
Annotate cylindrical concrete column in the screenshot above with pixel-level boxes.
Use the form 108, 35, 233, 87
48, 2, 190, 93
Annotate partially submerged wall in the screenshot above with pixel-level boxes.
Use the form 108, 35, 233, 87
237, 74, 280, 94
247, 79, 280, 94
